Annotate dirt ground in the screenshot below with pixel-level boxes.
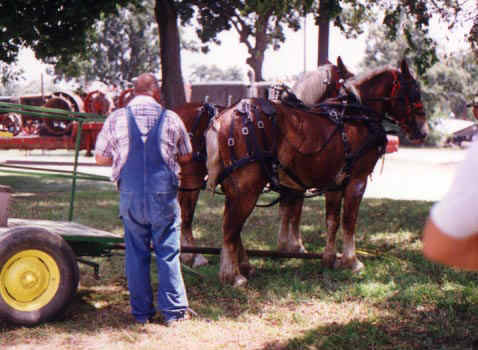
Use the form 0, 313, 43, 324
365, 146, 466, 201
0, 146, 468, 202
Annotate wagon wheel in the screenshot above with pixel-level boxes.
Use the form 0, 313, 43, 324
117, 88, 135, 109
41, 97, 74, 136
84, 90, 110, 115
0, 113, 22, 136
0, 227, 79, 326
7, 114, 23, 136
21, 117, 41, 136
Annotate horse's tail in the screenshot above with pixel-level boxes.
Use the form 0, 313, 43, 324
205, 118, 223, 192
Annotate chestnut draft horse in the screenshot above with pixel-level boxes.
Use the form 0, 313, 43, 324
278, 57, 354, 254
173, 102, 224, 267
206, 59, 428, 286
175, 57, 353, 267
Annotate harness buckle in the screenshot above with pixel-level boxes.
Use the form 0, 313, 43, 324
257, 120, 264, 129
242, 127, 249, 135
227, 137, 235, 147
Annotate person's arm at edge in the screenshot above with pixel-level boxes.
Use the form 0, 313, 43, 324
422, 217, 478, 270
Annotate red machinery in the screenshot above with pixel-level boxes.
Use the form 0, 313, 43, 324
0, 91, 103, 156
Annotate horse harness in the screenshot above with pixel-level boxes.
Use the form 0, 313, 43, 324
179, 103, 219, 192
216, 92, 389, 205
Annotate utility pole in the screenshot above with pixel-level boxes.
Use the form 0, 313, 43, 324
303, 15, 307, 73
318, 0, 330, 65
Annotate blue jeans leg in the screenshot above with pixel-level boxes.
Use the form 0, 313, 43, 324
123, 215, 156, 322
152, 214, 189, 322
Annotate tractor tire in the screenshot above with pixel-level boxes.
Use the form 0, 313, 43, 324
0, 227, 79, 326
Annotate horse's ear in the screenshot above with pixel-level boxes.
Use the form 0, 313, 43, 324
337, 56, 353, 78
400, 59, 412, 77
337, 56, 344, 69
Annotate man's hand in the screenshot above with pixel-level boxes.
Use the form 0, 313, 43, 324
177, 153, 193, 166
95, 154, 113, 166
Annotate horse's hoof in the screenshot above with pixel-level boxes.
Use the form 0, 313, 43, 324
298, 245, 307, 254
192, 254, 208, 268
233, 275, 248, 288
206, 180, 216, 192
322, 253, 337, 269
239, 263, 255, 277
279, 244, 307, 254
337, 258, 364, 272
180, 253, 195, 267
351, 260, 364, 273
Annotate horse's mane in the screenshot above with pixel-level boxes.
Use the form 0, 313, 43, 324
291, 64, 335, 106
343, 65, 396, 103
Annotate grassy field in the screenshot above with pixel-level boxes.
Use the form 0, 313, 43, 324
1, 172, 478, 350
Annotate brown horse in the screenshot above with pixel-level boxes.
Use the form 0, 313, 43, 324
206, 59, 428, 286
278, 57, 354, 254
173, 102, 224, 267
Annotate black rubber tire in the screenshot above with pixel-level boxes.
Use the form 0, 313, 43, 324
0, 226, 79, 326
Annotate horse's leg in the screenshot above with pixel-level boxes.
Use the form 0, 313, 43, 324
339, 178, 367, 272
278, 193, 306, 253
220, 181, 262, 287
178, 190, 208, 267
322, 191, 344, 268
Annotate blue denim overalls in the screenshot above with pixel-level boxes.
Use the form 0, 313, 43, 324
119, 106, 188, 323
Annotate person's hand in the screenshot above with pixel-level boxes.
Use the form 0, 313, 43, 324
95, 154, 113, 166
177, 153, 193, 165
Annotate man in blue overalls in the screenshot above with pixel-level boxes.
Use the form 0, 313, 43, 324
95, 73, 193, 325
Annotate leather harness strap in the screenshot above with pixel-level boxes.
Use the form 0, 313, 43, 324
216, 97, 387, 205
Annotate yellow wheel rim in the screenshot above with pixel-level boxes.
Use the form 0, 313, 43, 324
0, 250, 60, 311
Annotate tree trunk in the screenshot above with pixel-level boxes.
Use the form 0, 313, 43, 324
155, 0, 186, 109
318, 0, 330, 65
245, 15, 269, 82
246, 52, 264, 82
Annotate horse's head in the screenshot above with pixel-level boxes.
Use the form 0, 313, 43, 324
385, 59, 428, 143
347, 59, 428, 143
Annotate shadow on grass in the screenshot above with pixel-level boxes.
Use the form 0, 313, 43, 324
261, 305, 478, 350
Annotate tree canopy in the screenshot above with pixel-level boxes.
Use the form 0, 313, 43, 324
0, 0, 476, 108
53, 1, 161, 88
331, 0, 476, 75
0, 1, 135, 66
194, 0, 315, 81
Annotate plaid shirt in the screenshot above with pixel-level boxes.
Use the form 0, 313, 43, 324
95, 95, 192, 183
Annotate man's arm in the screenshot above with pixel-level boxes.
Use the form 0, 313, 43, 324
422, 218, 478, 270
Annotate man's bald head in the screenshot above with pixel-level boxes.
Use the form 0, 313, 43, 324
134, 73, 161, 102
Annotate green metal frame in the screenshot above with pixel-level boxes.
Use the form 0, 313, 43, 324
0, 101, 108, 221
0, 102, 121, 258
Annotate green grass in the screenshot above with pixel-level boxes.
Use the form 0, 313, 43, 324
1, 173, 478, 349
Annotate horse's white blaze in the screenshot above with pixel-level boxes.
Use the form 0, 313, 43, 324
205, 123, 221, 191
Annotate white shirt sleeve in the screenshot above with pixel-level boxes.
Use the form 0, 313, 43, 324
430, 140, 478, 238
